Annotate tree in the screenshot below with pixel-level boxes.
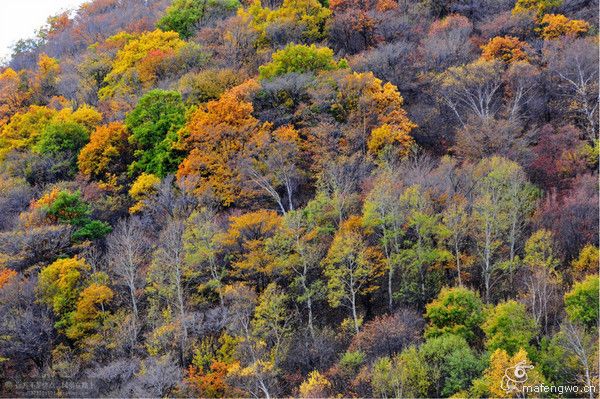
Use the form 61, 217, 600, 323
419, 334, 482, 397
241, 0, 331, 47
480, 36, 531, 64
564, 275, 599, 330
99, 30, 187, 100
242, 125, 305, 214
251, 282, 292, 363
38, 256, 90, 333
471, 157, 538, 302
41, 189, 112, 241
177, 87, 270, 206
512, 0, 562, 16
362, 167, 406, 310
126, 90, 186, 177
547, 322, 598, 399
571, 244, 599, 281
482, 300, 537, 356
545, 38, 598, 140
146, 217, 195, 363
299, 370, 332, 398
34, 121, 89, 173
66, 282, 114, 340
522, 229, 562, 334
271, 208, 329, 337
370, 346, 430, 399
106, 216, 150, 335
425, 286, 484, 344
128, 173, 161, 214
348, 309, 423, 362
323, 216, 383, 333
259, 44, 345, 80
218, 210, 282, 288
442, 194, 470, 286
78, 122, 132, 182
395, 185, 452, 308
0, 68, 29, 123
183, 207, 225, 306
540, 14, 589, 39
473, 348, 543, 398
157, 0, 240, 39
435, 60, 504, 127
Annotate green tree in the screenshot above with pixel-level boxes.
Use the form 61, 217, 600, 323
126, 89, 186, 177
395, 185, 452, 308
482, 300, 538, 356
157, 0, 240, 39
251, 282, 292, 361
44, 190, 111, 241
34, 121, 90, 173
564, 275, 599, 330
522, 229, 562, 334
419, 334, 483, 397
371, 347, 430, 398
425, 286, 484, 344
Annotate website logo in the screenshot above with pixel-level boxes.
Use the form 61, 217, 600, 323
501, 360, 534, 392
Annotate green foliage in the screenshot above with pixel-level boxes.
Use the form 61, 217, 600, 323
44, 190, 111, 241
419, 334, 482, 397
564, 275, 599, 329
126, 89, 186, 177
482, 300, 538, 356
371, 349, 431, 399
34, 121, 89, 171
425, 286, 484, 344
158, 0, 240, 39
339, 350, 365, 375
259, 43, 346, 79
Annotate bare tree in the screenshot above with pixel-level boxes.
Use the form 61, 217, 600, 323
106, 216, 150, 337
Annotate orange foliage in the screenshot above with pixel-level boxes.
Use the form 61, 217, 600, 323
428, 14, 472, 35
481, 36, 531, 63
78, 122, 131, 181
540, 14, 590, 39
177, 87, 270, 206
185, 361, 230, 397
0, 269, 17, 289
0, 68, 29, 123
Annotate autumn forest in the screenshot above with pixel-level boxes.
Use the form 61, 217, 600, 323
0, 0, 598, 397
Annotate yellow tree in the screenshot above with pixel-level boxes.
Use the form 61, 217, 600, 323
323, 216, 383, 333
78, 122, 132, 182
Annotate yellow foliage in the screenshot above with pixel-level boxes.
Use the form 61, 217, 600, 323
78, 122, 130, 180
100, 29, 186, 99
129, 172, 161, 213
540, 14, 589, 39
219, 210, 282, 279
66, 283, 114, 340
367, 123, 414, 158
474, 348, 544, 398
571, 244, 599, 280
0, 68, 28, 123
240, 0, 331, 46
299, 370, 332, 398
